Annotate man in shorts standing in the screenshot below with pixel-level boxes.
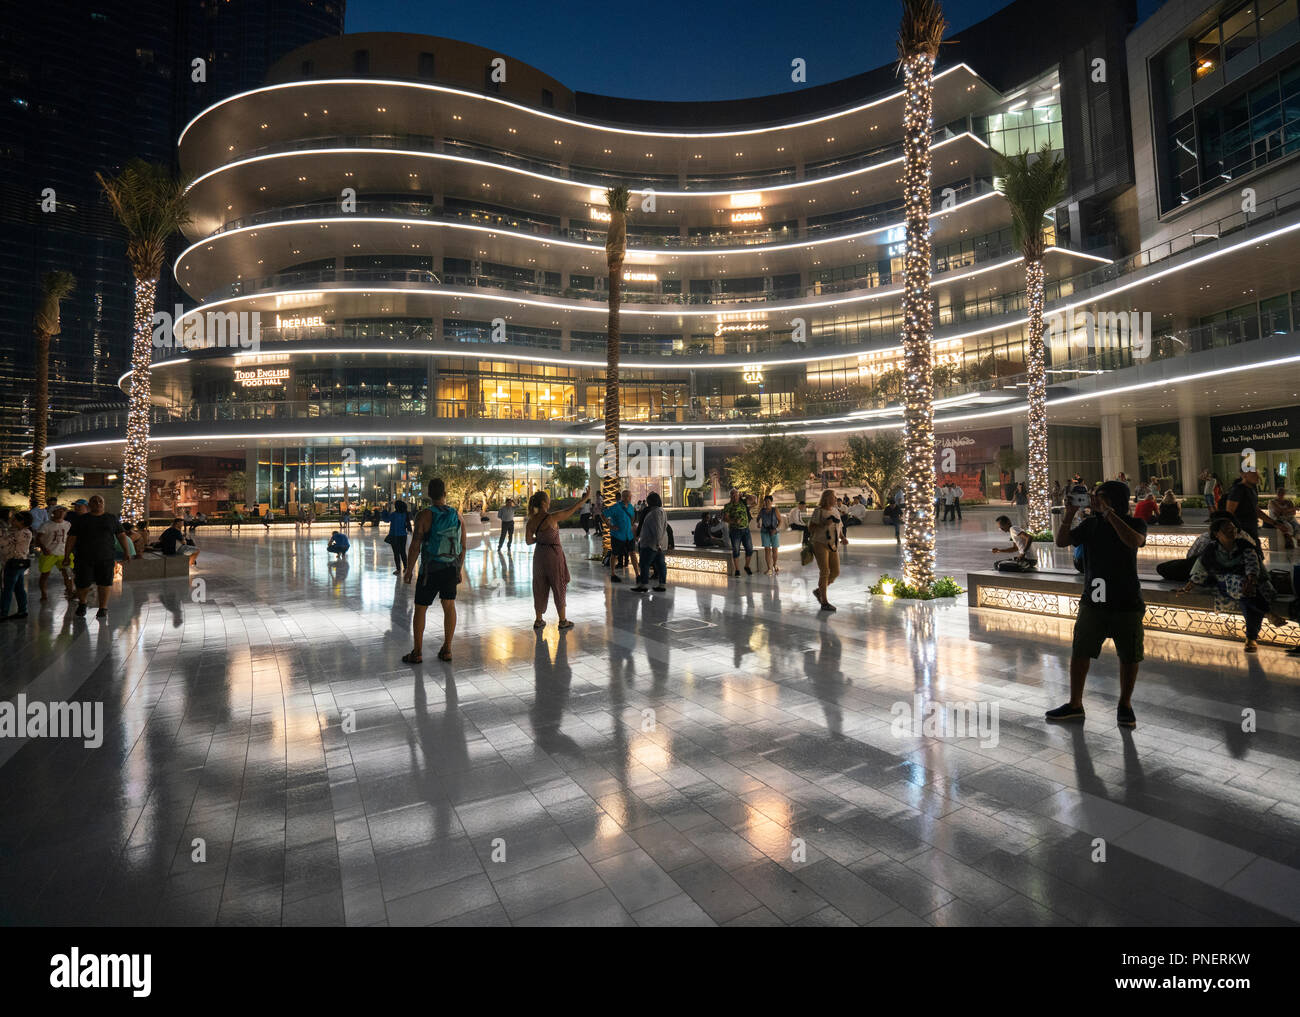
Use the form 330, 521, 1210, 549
722, 488, 753, 577
62, 495, 125, 620
1050, 480, 1147, 728
403, 477, 465, 663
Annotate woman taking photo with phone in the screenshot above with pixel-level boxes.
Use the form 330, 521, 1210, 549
526, 487, 589, 630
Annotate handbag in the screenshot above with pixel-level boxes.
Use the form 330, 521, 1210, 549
799, 529, 814, 567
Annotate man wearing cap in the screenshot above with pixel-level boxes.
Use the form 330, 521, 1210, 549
1050, 480, 1147, 728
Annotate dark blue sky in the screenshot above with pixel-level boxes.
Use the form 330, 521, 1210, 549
345, 0, 1167, 101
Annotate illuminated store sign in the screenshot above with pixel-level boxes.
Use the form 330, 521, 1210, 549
233, 367, 289, 388
623, 271, 658, 282
729, 192, 762, 208
589, 208, 612, 223
714, 321, 767, 336
730, 211, 763, 224
742, 364, 764, 384
275, 314, 325, 328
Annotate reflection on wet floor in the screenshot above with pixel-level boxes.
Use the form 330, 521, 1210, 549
0, 518, 1296, 926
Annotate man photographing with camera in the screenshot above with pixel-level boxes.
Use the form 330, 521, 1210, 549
1049, 480, 1147, 728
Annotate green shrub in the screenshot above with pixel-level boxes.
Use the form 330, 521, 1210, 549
1182, 495, 1205, 508
870, 573, 964, 600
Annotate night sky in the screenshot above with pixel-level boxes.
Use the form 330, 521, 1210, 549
345, 0, 1168, 101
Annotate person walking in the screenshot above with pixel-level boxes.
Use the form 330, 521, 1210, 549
758, 495, 783, 575
809, 489, 847, 612
402, 478, 466, 663
35, 504, 73, 601
951, 481, 964, 521
604, 489, 638, 583
0, 510, 34, 622
385, 499, 413, 575
497, 497, 517, 552
1225, 467, 1279, 547
525, 487, 588, 630
1013, 482, 1030, 528
62, 495, 125, 620
722, 488, 754, 577
1049, 480, 1146, 728
632, 491, 669, 592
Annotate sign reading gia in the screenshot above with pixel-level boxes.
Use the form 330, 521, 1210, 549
234, 367, 290, 388
1211, 405, 1298, 454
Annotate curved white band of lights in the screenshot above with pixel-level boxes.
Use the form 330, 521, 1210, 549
184, 132, 991, 200
179, 63, 987, 148
174, 190, 1006, 276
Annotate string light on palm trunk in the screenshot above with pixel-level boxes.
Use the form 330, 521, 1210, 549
121, 278, 157, 524
1024, 259, 1050, 531
901, 52, 937, 589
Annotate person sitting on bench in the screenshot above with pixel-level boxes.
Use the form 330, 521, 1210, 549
693, 512, 727, 549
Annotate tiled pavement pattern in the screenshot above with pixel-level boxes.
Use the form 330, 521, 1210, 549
1, 516, 1298, 926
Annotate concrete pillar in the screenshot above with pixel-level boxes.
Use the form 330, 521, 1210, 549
1179, 414, 1209, 494
1011, 420, 1028, 481
1100, 414, 1125, 480
1122, 425, 1140, 483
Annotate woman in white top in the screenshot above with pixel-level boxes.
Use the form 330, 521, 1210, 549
809, 489, 847, 612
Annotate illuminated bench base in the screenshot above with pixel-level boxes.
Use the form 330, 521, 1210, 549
663, 550, 735, 574
967, 571, 1300, 649
1143, 529, 1272, 551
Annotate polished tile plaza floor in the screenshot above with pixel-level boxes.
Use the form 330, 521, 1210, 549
1, 517, 1298, 927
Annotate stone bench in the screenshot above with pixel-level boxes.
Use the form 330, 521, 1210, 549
1141, 526, 1274, 552
663, 547, 737, 574
121, 553, 192, 581
967, 568, 1299, 648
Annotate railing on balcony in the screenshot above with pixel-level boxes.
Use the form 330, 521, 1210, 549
209, 125, 973, 193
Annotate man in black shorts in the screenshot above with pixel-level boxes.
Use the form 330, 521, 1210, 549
402, 477, 466, 663
1050, 480, 1147, 728
62, 495, 125, 620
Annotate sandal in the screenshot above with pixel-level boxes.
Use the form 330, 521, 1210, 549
557, 619, 574, 630
401, 651, 422, 664
533, 620, 546, 629
437, 648, 452, 661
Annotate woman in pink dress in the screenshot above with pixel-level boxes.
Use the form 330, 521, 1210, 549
526, 487, 589, 630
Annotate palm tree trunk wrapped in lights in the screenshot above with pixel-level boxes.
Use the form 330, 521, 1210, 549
896, 0, 946, 588
994, 143, 1067, 533
31, 271, 76, 504
97, 160, 191, 524
601, 185, 631, 558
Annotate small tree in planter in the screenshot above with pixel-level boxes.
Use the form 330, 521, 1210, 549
726, 433, 815, 500
551, 463, 588, 497
843, 433, 905, 505
1137, 432, 1179, 491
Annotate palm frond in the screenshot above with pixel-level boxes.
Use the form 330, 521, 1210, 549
96, 159, 192, 279
897, 0, 948, 63
994, 143, 1068, 258
35, 270, 76, 337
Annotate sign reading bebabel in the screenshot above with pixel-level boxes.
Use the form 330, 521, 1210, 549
1211, 406, 1298, 454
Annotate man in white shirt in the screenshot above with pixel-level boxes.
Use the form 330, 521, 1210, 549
951, 483, 964, 521
36, 505, 73, 600
940, 483, 956, 522
786, 501, 808, 532
992, 514, 1035, 563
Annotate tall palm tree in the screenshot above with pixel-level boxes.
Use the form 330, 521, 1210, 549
601, 185, 631, 557
995, 143, 1068, 532
31, 270, 76, 504
97, 160, 191, 523
897, 0, 946, 588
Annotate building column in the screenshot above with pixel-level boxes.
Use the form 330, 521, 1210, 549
1180, 414, 1210, 494
1011, 420, 1028, 481
1123, 425, 1139, 483
1100, 413, 1125, 481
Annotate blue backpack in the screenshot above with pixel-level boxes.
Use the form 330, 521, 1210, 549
421, 505, 462, 566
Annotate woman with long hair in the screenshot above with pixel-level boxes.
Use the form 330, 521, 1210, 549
526, 487, 589, 630
809, 489, 847, 612
1178, 516, 1287, 653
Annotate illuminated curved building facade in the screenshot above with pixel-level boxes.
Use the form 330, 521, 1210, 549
48, 0, 1300, 512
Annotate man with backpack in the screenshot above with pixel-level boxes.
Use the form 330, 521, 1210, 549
402, 477, 466, 664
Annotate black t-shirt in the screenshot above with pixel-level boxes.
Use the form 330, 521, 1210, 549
160, 526, 186, 555
69, 512, 123, 562
1070, 513, 1147, 612
1226, 481, 1258, 539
